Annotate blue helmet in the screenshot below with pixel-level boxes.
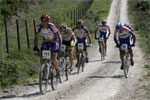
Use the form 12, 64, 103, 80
124, 23, 129, 27
116, 23, 123, 30
102, 20, 107, 25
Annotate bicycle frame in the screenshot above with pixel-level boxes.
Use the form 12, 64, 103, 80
77, 43, 86, 74
121, 44, 130, 78
99, 37, 105, 60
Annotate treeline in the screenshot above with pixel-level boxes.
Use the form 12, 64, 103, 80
128, 0, 150, 56
0, 0, 29, 18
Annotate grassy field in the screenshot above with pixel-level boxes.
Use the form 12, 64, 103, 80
128, 0, 150, 99
0, 0, 112, 88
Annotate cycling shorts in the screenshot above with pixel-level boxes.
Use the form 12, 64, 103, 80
99, 31, 107, 39
40, 42, 59, 52
76, 38, 88, 47
119, 37, 132, 50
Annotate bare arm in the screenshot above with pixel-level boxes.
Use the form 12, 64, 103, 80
87, 32, 92, 44
72, 32, 77, 44
95, 27, 99, 39
107, 26, 111, 38
113, 30, 119, 46
130, 32, 136, 45
56, 31, 62, 49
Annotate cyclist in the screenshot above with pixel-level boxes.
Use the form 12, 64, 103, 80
124, 23, 133, 32
73, 19, 92, 66
95, 20, 111, 55
59, 22, 76, 71
114, 23, 136, 70
33, 14, 62, 75
124, 23, 134, 41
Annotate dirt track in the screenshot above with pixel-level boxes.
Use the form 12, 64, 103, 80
0, 0, 145, 100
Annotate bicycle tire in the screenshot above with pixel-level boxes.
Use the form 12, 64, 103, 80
50, 66, 59, 90
58, 57, 65, 82
39, 64, 49, 94
123, 55, 128, 78
82, 53, 85, 72
100, 44, 104, 61
77, 53, 82, 74
65, 60, 69, 80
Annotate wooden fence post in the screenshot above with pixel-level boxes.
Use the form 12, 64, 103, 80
25, 20, 30, 48
33, 19, 36, 35
16, 19, 20, 50
4, 18, 9, 53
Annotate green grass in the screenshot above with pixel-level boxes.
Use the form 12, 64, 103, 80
0, 0, 112, 88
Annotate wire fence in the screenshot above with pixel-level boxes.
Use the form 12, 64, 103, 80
1, 0, 94, 53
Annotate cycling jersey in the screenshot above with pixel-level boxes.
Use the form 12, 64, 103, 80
116, 26, 132, 49
98, 24, 109, 39
60, 28, 74, 41
73, 26, 88, 47
36, 24, 59, 51
73, 26, 88, 39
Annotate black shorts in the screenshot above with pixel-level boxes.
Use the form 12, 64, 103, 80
63, 40, 71, 46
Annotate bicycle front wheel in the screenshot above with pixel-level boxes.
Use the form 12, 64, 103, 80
59, 57, 66, 82
51, 66, 59, 90
100, 44, 104, 61
77, 53, 82, 74
39, 64, 49, 94
123, 55, 129, 78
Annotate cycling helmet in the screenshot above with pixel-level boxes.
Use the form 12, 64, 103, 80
124, 23, 129, 27
40, 14, 50, 22
115, 23, 123, 30
102, 20, 107, 25
60, 22, 67, 31
77, 19, 83, 25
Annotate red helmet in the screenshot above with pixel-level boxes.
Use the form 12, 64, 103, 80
77, 19, 83, 25
40, 14, 50, 22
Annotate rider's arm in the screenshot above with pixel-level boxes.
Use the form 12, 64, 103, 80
56, 31, 62, 49
114, 30, 119, 46
84, 28, 92, 44
130, 32, 136, 45
72, 32, 77, 44
95, 27, 99, 39
107, 26, 111, 38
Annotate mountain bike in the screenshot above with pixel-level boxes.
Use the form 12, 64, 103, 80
98, 37, 105, 61
120, 44, 134, 78
58, 44, 71, 81
39, 46, 61, 94
76, 43, 86, 74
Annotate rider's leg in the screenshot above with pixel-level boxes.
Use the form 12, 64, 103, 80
104, 39, 107, 54
98, 41, 102, 53
69, 48, 74, 69
75, 47, 79, 66
84, 46, 89, 63
51, 53, 59, 70
128, 49, 134, 66
120, 49, 124, 69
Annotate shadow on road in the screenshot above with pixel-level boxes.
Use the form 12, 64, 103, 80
88, 75, 124, 79
0, 91, 41, 99
102, 61, 121, 64
88, 59, 102, 63
88, 60, 121, 64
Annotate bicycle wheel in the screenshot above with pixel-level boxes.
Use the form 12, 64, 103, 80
58, 57, 65, 82
81, 53, 85, 72
50, 66, 59, 90
39, 64, 49, 94
65, 60, 69, 80
123, 55, 129, 78
100, 45, 104, 61
77, 53, 82, 74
